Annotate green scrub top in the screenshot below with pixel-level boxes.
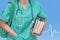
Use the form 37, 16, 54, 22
0, 0, 47, 40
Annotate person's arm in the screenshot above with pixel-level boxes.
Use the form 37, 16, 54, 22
39, 19, 47, 35
31, 2, 47, 36
0, 2, 18, 37
0, 20, 17, 37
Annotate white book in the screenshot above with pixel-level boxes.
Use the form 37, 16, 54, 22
33, 19, 44, 34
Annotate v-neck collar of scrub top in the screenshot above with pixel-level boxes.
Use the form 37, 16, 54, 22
18, 1, 31, 11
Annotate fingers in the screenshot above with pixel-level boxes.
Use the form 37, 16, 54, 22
31, 29, 41, 36
31, 29, 38, 36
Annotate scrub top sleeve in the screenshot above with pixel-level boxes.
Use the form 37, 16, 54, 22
37, 4, 47, 19
0, 2, 12, 22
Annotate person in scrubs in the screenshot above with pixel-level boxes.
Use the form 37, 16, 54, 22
0, 0, 47, 40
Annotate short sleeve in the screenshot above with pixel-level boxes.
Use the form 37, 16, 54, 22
37, 3, 47, 19
0, 2, 12, 22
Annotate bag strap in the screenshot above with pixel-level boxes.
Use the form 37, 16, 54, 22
7, 2, 16, 26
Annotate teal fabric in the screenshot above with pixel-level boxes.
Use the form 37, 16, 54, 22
0, 0, 47, 40
0, 3, 11, 37
0, 1, 16, 38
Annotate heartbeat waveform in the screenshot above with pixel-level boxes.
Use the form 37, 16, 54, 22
43, 24, 60, 38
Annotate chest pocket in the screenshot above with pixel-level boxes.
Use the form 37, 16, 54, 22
13, 9, 33, 34
15, 9, 32, 27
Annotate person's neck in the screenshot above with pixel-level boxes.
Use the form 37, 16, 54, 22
19, 0, 29, 9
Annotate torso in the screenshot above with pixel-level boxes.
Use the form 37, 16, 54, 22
7, 1, 40, 40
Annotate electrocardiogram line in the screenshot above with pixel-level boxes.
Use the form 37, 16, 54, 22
43, 24, 60, 38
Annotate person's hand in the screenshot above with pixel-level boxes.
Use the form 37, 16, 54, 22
31, 28, 42, 36
13, 34, 24, 40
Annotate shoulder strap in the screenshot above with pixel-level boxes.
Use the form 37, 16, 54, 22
7, 2, 16, 26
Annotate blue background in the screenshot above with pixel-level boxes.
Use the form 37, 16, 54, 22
0, 0, 60, 40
